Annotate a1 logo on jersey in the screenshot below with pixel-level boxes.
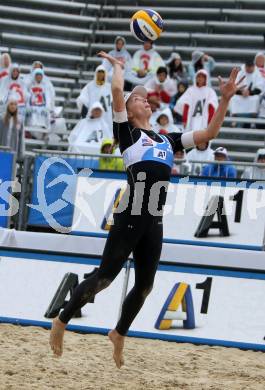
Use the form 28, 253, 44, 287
153, 148, 166, 160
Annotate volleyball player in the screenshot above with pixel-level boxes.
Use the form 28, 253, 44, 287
50, 53, 244, 368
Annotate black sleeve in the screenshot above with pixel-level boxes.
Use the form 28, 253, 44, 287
165, 132, 184, 153
113, 121, 141, 154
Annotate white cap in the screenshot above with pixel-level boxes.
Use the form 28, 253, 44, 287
124, 85, 148, 104
214, 147, 228, 157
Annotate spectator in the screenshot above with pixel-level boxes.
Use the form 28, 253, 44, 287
77, 65, 113, 131
24, 61, 55, 108
241, 148, 265, 180
186, 141, 214, 175
0, 64, 28, 120
154, 109, 180, 134
255, 52, 265, 79
99, 139, 124, 171
147, 92, 164, 128
201, 147, 237, 178
131, 40, 165, 80
170, 80, 188, 125
166, 52, 188, 83
68, 101, 112, 154
25, 68, 53, 129
174, 69, 218, 132
171, 149, 190, 176
0, 98, 24, 157
230, 59, 264, 120
145, 66, 177, 104
188, 51, 215, 86
101, 36, 133, 86
0, 53, 11, 82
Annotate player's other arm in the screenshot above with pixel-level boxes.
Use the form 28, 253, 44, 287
192, 68, 245, 145
98, 51, 125, 113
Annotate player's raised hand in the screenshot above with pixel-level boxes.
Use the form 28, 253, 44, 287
97, 51, 124, 68
218, 67, 246, 101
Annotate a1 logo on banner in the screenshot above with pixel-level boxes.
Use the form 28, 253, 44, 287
155, 277, 212, 331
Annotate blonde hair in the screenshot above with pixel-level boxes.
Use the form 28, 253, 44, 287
3, 100, 18, 127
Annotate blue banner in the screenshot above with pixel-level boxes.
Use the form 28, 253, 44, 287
28, 156, 99, 230
0, 151, 15, 228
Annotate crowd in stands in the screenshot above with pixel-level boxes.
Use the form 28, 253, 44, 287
1, 36, 265, 179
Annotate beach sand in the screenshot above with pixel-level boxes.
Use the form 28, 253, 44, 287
0, 323, 265, 390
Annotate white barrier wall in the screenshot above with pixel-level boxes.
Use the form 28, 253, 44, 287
1, 229, 265, 270
71, 176, 265, 250
127, 266, 265, 349
0, 252, 265, 351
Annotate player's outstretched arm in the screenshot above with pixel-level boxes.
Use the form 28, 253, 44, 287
192, 68, 245, 145
98, 51, 125, 113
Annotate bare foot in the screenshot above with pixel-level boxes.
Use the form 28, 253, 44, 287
108, 329, 125, 369
49, 317, 66, 357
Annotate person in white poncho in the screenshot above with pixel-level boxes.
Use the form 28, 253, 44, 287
24, 61, 55, 110
230, 59, 264, 118
174, 69, 218, 133
101, 36, 132, 81
25, 68, 53, 129
77, 65, 113, 131
68, 101, 112, 154
0, 63, 28, 120
186, 141, 214, 175
131, 40, 164, 81
153, 108, 180, 134
241, 148, 265, 180
0, 53, 11, 82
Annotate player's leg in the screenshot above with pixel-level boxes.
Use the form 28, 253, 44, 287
109, 218, 162, 368
50, 214, 141, 357
115, 218, 163, 335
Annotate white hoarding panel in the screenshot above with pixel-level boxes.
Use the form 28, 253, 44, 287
71, 176, 265, 250
127, 264, 265, 350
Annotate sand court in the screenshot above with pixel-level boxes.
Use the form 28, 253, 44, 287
1, 324, 265, 390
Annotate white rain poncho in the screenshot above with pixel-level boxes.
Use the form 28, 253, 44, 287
230, 64, 265, 115
241, 148, 265, 180
77, 65, 113, 131
144, 73, 177, 104
102, 36, 132, 80
174, 69, 218, 132
0, 64, 28, 119
153, 108, 181, 134
23, 61, 55, 110
132, 46, 165, 75
25, 68, 53, 129
68, 101, 112, 154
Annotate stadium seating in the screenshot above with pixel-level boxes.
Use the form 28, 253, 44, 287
1, 0, 265, 160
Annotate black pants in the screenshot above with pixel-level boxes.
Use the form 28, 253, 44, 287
59, 213, 163, 335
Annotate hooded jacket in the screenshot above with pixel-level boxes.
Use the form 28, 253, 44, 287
186, 143, 214, 163
153, 108, 181, 134
132, 45, 165, 75
230, 64, 265, 115
187, 51, 215, 86
77, 65, 113, 130
69, 101, 112, 154
24, 61, 55, 105
241, 148, 265, 180
144, 72, 177, 103
0, 64, 27, 108
99, 139, 124, 171
102, 36, 132, 78
255, 52, 265, 78
175, 69, 218, 132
